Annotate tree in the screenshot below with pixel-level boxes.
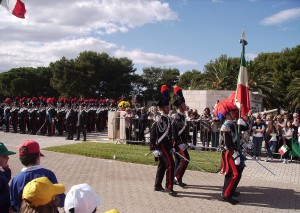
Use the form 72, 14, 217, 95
178, 69, 202, 89
202, 54, 239, 90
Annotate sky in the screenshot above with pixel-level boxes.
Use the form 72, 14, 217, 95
0, 0, 299, 75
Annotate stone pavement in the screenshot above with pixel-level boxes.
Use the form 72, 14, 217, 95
1, 131, 300, 213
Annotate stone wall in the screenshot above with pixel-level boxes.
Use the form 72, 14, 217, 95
183, 90, 234, 114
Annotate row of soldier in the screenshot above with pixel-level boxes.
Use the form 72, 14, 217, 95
0, 97, 113, 140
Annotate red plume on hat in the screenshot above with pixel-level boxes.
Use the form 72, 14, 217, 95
173, 85, 185, 106
5, 98, 12, 104
157, 85, 170, 107
46, 98, 53, 104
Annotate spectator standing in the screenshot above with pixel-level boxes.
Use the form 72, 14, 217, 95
200, 107, 212, 149
0, 142, 16, 213
123, 108, 133, 142
282, 120, 294, 164
251, 116, 265, 161
189, 109, 200, 147
265, 117, 278, 162
10, 140, 65, 212
275, 114, 285, 153
210, 116, 221, 149
138, 107, 149, 142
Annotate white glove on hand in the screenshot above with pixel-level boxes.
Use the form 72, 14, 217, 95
170, 148, 176, 153
152, 150, 161, 158
188, 143, 194, 148
232, 151, 241, 165
237, 118, 246, 126
178, 144, 186, 151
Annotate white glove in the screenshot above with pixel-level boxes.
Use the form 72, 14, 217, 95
188, 143, 194, 148
152, 150, 161, 157
232, 151, 241, 165
237, 118, 246, 126
170, 148, 176, 153
178, 144, 186, 151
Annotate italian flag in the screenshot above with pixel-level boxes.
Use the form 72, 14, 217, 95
235, 37, 251, 117
0, 0, 26, 18
279, 145, 289, 155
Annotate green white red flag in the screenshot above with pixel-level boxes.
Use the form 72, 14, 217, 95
235, 37, 250, 117
0, 0, 26, 19
279, 145, 289, 155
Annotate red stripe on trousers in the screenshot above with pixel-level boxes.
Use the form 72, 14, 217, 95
176, 148, 187, 180
224, 154, 238, 197
161, 144, 173, 190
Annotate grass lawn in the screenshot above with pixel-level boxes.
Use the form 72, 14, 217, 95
44, 142, 222, 173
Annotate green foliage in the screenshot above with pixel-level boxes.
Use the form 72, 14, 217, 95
0, 67, 56, 98
0, 45, 299, 111
141, 67, 180, 102
44, 142, 221, 173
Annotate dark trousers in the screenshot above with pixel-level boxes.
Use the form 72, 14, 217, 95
174, 148, 189, 183
155, 144, 174, 190
4, 118, 9, 132
66, 124, 74, 139
76, 125, 86, 140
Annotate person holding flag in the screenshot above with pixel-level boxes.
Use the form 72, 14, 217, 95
214, 32, 250, 205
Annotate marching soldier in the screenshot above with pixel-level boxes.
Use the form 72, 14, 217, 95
149, 85, 176, 196
171, 86, 191, 187
216, 100, 248, 205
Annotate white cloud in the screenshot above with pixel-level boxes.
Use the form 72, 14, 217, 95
0, 0, 183, 71
261, 7, 300, 25
211, 0, 224, 3
114, 49, 197, 66
246, 53, 257, 60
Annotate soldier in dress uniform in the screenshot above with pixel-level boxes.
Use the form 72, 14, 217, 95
85, 100, 92, 133
75, 103, 88, 141
37, 100, 47, 135
18, 98, 28, 134
171, 86, 191, 187
55, 99, 66, 136
149, 85, 176, 196
3, 98, 12, 132
46, 98, 56, 136
10, 99, 19, 133
28, 97, 39, 135
65, 103, 75, 140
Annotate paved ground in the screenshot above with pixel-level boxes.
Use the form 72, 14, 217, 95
1, 131, 300, 213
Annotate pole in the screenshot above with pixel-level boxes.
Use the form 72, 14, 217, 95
175, 151, 206, 172
191, 146, 220, 169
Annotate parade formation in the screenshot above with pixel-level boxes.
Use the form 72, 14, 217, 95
0, 97, 114, 139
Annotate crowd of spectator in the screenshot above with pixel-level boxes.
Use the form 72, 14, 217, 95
0, 140, 120, 213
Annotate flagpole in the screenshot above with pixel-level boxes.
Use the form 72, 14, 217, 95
236, 31, 246, 150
